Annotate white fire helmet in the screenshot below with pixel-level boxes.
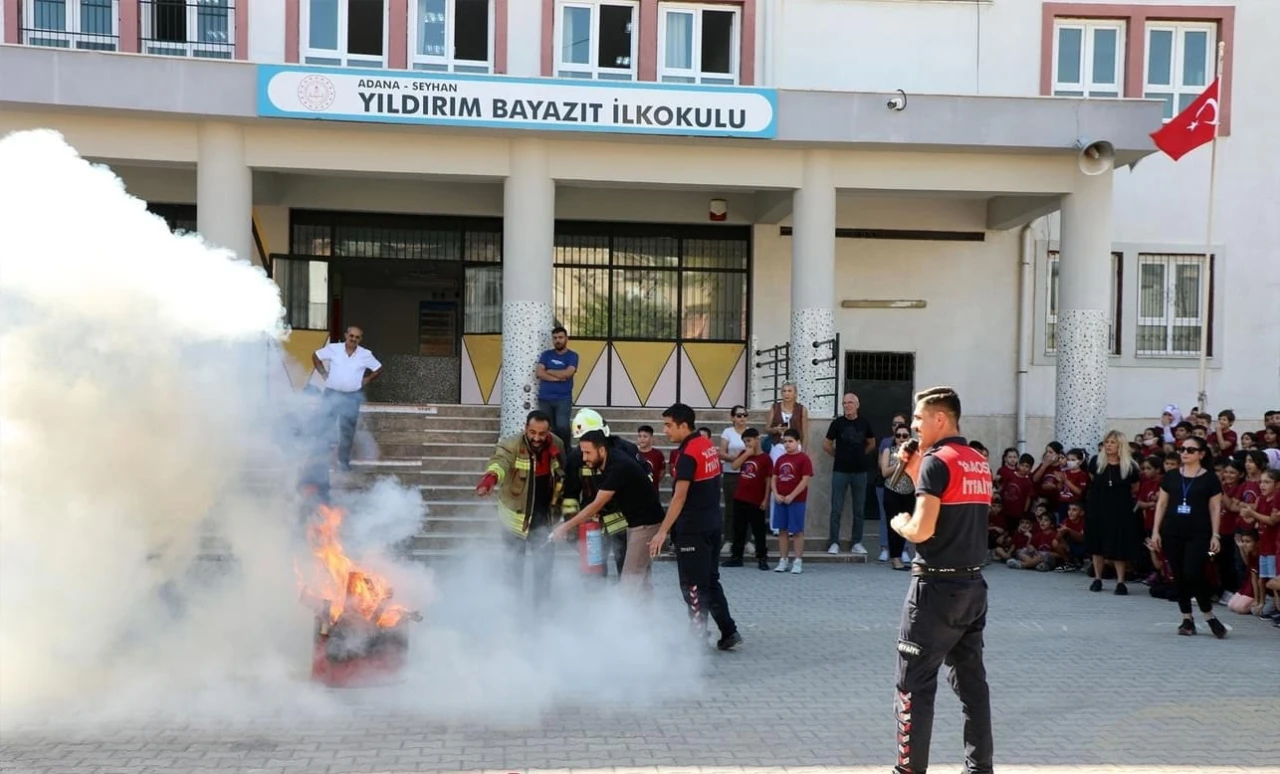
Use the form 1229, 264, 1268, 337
572, 408, 610, 440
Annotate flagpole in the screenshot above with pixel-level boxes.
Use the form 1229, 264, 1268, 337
1195, 41, 1226, 412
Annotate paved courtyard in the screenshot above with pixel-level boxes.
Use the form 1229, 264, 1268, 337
2, 560, 1277, 774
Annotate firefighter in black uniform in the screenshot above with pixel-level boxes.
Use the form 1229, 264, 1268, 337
889, 386, 994, 774
562, 408, 644, 578
647, 403, 741, 651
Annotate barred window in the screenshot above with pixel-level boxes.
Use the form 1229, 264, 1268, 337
1136, 253, 1215, 357
287, 210, 502, 333
1046, 250, 1122, 355
552, 222, 749, 343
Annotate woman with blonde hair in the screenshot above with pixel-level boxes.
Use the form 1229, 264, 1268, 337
766, 382, 808, 451
766, 382, 808, 535
1085, 430, 1142, 595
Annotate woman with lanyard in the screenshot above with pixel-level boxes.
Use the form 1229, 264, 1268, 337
1151, 435, 1228, 638
878, 426, 915, 570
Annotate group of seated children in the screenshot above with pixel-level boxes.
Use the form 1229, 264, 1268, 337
988, 445, 1093, 572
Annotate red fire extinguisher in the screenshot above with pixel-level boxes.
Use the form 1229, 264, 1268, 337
579, 520, 605, 576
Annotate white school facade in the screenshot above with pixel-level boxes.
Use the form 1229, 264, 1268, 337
0, 0, 1275, 448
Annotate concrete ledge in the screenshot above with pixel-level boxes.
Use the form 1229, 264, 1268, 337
0, 45, 1163, 162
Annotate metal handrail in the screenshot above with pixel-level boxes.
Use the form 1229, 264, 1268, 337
753, 342, 790, 407
811, 334, 840, 417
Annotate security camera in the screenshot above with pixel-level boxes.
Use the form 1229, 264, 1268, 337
887, 89, 907, 112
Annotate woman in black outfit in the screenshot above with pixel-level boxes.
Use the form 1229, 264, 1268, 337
878, 427, 914, 570
1086, 430, 1142, 595
1151, 435, 1227, 638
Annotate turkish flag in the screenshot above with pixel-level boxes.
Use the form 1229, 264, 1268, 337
1150, 79, 1220, 161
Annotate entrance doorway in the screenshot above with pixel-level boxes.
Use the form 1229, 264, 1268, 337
843, 351, 916, 435
275, 211, 503, 404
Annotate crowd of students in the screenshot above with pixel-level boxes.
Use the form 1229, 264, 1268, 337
990, 406, 1280, 637
627, 404, 1280, 636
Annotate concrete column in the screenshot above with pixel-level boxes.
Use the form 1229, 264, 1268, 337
196, 123, 253, 265
1055, 170, 1115, 450
500, 138, 556, 439
790, 150, 837, 417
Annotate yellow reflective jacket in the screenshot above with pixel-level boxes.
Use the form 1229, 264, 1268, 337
484, 432, 565, 539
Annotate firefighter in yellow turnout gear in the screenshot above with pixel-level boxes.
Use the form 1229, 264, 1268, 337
560, 409, 646, 578
475, 409, 565, 605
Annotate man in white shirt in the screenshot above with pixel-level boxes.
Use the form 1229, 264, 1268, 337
312, 326, 383, 471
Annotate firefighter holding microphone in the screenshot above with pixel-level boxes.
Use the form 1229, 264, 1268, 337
887, 386, 994, 774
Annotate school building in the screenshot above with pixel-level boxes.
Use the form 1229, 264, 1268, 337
1, 0, 1274, 449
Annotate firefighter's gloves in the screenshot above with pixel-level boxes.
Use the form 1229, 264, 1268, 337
475, 471, 498, 497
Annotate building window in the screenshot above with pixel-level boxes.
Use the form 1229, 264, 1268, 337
147, 203, 198, 234
555, 0, 637, 80
1136, 253, 1214, 358
553, 223, 748, 343
141, 0, 234, 59
304, 0, 387, 67
1144, 22, 1216, 121
658, 3, 739, 85
21, 0, 119, 51
410, 0, 492, 73
1046, 251, 1122, 356
1052, 19, 1124, 97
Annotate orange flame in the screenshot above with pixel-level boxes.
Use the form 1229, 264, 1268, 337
299, 504, 408, 628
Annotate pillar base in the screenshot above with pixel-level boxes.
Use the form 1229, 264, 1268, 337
790, 306, 836, 416
500, 300, 553, 438
1053, 308, 1109, 450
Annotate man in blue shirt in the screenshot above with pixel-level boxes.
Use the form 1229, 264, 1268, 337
535, 326, 578, 448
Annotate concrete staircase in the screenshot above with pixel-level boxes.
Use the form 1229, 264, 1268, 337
342, 404, 879, 562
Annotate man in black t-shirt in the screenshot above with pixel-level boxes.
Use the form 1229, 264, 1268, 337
647, 403, 741, 650
823, 392, 877, 555
888, 386, 993, 774
553, 430, 665, 592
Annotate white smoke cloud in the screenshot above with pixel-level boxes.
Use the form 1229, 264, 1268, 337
0, 130, 702, 731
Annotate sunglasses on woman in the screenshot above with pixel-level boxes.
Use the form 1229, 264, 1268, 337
1180, 445, 1202, 453
895, 433, 911, 440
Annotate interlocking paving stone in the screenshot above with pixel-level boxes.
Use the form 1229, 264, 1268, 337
2, 562, 1277, 773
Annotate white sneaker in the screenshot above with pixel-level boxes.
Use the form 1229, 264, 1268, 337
878, 549, 889, 563
774, 558, 790, 573
790, 558, 803, 574
851, 543, 868, 555
827, 542, 840, 555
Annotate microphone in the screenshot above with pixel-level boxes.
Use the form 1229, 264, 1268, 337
888, 439, 920, 490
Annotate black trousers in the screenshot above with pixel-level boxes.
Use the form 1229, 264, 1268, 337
675, 528, 737, 639
1163, 532, 1214, 614
883, 490, 915, 559
895, 575, 993, 774
728, 502, 768, 560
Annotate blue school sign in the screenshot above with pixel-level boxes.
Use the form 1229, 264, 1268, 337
256, 65, 778, 139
